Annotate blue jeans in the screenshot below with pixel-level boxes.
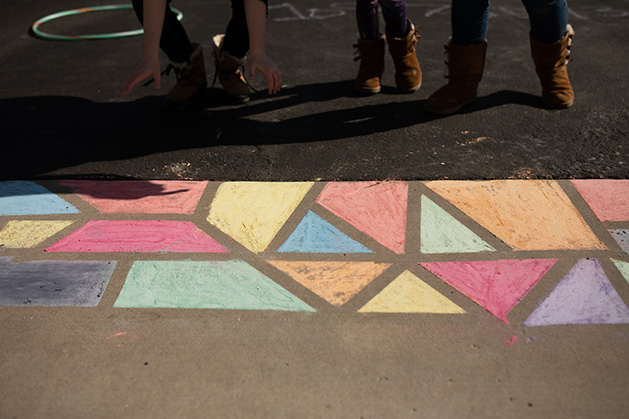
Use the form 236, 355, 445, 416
451, 0, 568, 45
356, 0, 409, 40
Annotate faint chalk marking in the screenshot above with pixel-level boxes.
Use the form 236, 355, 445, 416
270, 3, 346, 22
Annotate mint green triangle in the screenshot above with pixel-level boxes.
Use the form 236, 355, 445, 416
421, 196, 495, 254
612, 259, 629, 285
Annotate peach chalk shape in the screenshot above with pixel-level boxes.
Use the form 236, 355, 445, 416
208, 182, 314, 253
45, 220, 228, 253
0, 220, 73, 248
269, 261, 390, 306
59, 180, 208, 214
316, 181, 408, 254
571, 180, 629, 222
424, 180, 605, 251
420, 259, 557, 323
359, 270, 466, 313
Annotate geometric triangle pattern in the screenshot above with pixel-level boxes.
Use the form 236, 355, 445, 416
424, 180, 605, 251
316, 181, 408, 254
268, 261, 391, 306
278, 211, 372, 253
208, 182, 314, 253
420, 195, 495, 254
1, 179, 627, 326
523, 259, 629, 326
113, 260, 315, 311
420, 259, 557, 323
359, 270, 466, 313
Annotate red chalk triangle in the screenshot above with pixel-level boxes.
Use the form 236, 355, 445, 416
316, 182, 408, 254
420, 259, 556, 323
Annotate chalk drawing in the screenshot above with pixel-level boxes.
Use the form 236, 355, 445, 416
359, 270, 465, 314
278, 210, 372, 253
208, 182, 313, 253
612, 259, 629, 285
114, 260, 314, 312
0, 256, 115, 307
524, 259, 629, 326
266, 3, 615, 23
59, 180, 208, 214
269, 261, 390, 306
425, 180, 605, 251
45, 220, 228, 253
0, 181, 79, 215
0, 220, 74, 248
571, 180, 629, 223
269, 3, 346, 22
317, 181, 408, 254
610, 230, 629, 254
420, 195, 495, 254
421, 259, 557, 323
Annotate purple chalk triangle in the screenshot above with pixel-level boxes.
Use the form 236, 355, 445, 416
524, 259, 629, 326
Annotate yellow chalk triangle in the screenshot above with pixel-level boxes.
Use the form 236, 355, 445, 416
359, 270, 466, 313
208, 182, 314, 253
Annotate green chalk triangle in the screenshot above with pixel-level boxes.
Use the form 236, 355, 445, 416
114, 260, 315, 312
421, 196, 495, 254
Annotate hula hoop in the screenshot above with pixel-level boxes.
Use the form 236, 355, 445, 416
31, 4, 183, 41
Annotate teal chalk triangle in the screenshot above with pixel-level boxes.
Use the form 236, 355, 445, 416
114, 260, 315, 311
420, 196, 495, 254
278, 211, 372, 253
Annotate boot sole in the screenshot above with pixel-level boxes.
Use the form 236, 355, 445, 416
424, 95, 477, 115
164, 85, 207, 110
355, 87, 381, 94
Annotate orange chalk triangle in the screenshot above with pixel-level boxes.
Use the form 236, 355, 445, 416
269, 261, 391, 306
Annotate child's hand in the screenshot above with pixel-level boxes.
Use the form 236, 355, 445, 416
120, 56, 161, 96
247, 52, 281, 95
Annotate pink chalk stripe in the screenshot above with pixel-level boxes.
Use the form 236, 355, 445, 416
46, 220, 228, 253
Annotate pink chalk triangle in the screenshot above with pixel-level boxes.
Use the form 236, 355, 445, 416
316, 182, 408, 254
59, 180, 208, 214
45, 220, 228, 253
571, 180, 629, 222
420, 259, 557, 323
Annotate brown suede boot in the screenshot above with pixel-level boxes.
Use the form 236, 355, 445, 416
354, 37, 385, 94
424, 40, 488, 115
530, 24, 575, 108
165, 43, 207, 109
212, 34, 250, 104
386, 19, 422, 93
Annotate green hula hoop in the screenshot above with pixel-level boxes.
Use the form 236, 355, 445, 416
31, 4, 183, 41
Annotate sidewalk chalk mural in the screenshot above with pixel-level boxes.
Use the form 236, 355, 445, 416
0, 180, 628, 328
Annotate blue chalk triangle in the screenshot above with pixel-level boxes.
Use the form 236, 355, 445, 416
524, 258, 629, 326
278, 211, 372, 253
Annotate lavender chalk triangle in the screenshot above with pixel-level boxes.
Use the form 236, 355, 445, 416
524, 258, 629, 326
610, 229, 629, 254
278, 211, 372, 253
0, 181, 79, 215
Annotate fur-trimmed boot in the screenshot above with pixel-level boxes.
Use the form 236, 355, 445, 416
165, 43, 207, 109
212, 34, 250, 103
386, 19, 422, 93
530, 24, 575, 108
424, 40, 487, 115
354, 37, 385, 94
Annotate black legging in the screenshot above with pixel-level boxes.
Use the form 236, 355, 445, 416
131, 0, 268, 62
